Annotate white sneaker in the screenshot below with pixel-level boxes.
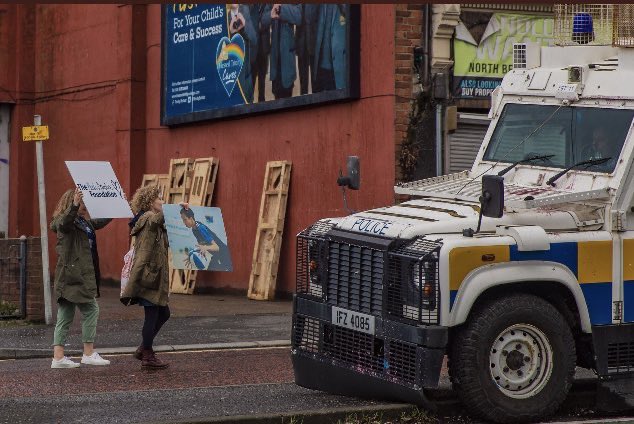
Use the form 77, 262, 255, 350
51, 356, 80, 369
81, 352, 111, 366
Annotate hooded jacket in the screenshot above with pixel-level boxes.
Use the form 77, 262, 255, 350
120, 210, 169, 306
50, 204, 111, 304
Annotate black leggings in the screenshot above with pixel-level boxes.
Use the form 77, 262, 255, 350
142, 305, 171, 349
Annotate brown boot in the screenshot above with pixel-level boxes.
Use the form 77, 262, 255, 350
141, 348, 169, 369
133, 345, 143, 360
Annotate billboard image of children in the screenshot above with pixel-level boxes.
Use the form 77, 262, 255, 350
163, 204, 233, 272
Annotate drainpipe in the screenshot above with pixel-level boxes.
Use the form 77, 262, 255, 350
423, 4, 432, 89
436, 102, 443, 176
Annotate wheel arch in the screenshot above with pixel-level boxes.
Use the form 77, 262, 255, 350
448, 261, 592, 333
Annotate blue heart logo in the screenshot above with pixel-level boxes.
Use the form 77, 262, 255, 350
216, 34, 245, 98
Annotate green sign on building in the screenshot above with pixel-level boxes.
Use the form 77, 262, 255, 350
453, 13, 554, 99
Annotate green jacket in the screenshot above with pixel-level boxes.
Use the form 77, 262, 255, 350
51, 204, 112, 304
120, 211, 169, 306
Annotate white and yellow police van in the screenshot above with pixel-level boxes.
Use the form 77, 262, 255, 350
292, 8, 634, 423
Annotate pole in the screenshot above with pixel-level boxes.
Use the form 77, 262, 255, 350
436, 103, 443, 176
19, 235, 27, 319
34, 115, 52, 324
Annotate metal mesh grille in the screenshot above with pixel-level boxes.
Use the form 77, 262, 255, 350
293, 315, 321, 353
293, 314, 421, 387
386, 238, 441, 325
613, 5, 634, 48
322, 323, 384, 374
326, 242, 384, 315
296, 221, 335, 298
554, 4, 614, 46
386, 340, 418, 384
607, 342, 634, 373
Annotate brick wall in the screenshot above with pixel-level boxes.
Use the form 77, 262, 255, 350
0, 237, 45, 322
394, 4, 423, 182
26, 238, 44, 321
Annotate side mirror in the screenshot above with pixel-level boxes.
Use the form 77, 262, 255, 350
481, 175, 504, 218
337, 156, 360, 190
463, 174, 504, 237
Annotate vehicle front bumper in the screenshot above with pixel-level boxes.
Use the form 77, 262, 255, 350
292, 296, 447, 408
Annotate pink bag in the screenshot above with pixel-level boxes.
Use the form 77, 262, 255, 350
120, 246, 135, 296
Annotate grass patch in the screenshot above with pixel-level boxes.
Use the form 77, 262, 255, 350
338, 408, 435, 424
0, 300, 19, 317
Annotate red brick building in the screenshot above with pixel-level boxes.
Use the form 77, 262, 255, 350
0, 4, 433, 295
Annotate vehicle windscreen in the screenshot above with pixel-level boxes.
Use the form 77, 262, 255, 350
484, 104, 634, 173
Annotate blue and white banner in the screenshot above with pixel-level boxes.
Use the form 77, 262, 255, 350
165, 4, 246, 119
162, 4, 358, 125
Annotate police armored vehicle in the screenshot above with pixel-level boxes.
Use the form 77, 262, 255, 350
292, 6, 634, 423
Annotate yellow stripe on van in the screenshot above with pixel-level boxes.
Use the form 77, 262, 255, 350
449, 245, 510, 291
623, 239, 634, 281
577, 241, 612, 284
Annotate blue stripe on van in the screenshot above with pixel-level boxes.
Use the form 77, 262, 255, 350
509, 242, 578, 277
449, 242, 611, 325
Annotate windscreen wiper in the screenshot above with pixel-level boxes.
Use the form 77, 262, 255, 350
546, 157, 611, 186
497, 154, 555, 176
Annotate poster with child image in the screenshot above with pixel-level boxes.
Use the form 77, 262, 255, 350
163, 204, 233, 272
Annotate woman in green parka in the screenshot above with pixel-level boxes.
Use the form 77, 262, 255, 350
51, 188, 112, 368
120, 184, 170, 369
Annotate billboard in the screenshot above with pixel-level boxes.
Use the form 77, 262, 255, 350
161, 4, 360, 125
453, 13, 554, 99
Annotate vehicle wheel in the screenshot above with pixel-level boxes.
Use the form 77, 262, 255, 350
449, 294, 576, 423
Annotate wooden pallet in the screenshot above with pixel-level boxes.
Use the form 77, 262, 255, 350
140, 173, 170, 198
141, 174, 158, 187
172, 158, 219, 294
166, 158, 194, 205
157, 174, 170, 200
189, 158, 219, 207
248, 161, 292, 300
169, 158, 220, 295
166, 158, 194, 294
168, 251, 194, 294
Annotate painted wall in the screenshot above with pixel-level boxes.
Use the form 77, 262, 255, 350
0, 105, 10, 236
0, 4, 17, 104
4, 4, 397, 294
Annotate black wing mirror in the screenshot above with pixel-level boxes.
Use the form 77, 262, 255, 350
463, 174, 504, 237
337, 156, 360, 190
481, 174, 504, 218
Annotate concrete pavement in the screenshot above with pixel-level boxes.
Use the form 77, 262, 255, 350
0, 284, 292, 359
1, 284, 633, 423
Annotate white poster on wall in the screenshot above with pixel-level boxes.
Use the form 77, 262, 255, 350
65, 161, 133, 219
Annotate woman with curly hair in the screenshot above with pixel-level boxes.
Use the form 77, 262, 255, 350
120, 184, 170, 369
50, 188, 112, 368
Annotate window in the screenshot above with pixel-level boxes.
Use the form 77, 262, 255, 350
484, 104, 634, 173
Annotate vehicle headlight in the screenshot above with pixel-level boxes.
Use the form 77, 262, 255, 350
412, 262, 436, 311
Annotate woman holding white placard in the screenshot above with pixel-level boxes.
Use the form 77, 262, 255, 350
50, 188, 112, 368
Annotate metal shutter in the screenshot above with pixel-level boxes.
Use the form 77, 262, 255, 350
447, 114, 490, 174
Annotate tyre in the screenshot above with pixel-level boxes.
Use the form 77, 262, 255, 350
450, 294, 576, 423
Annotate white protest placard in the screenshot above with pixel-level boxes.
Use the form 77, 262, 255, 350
65, 161, 133, 219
